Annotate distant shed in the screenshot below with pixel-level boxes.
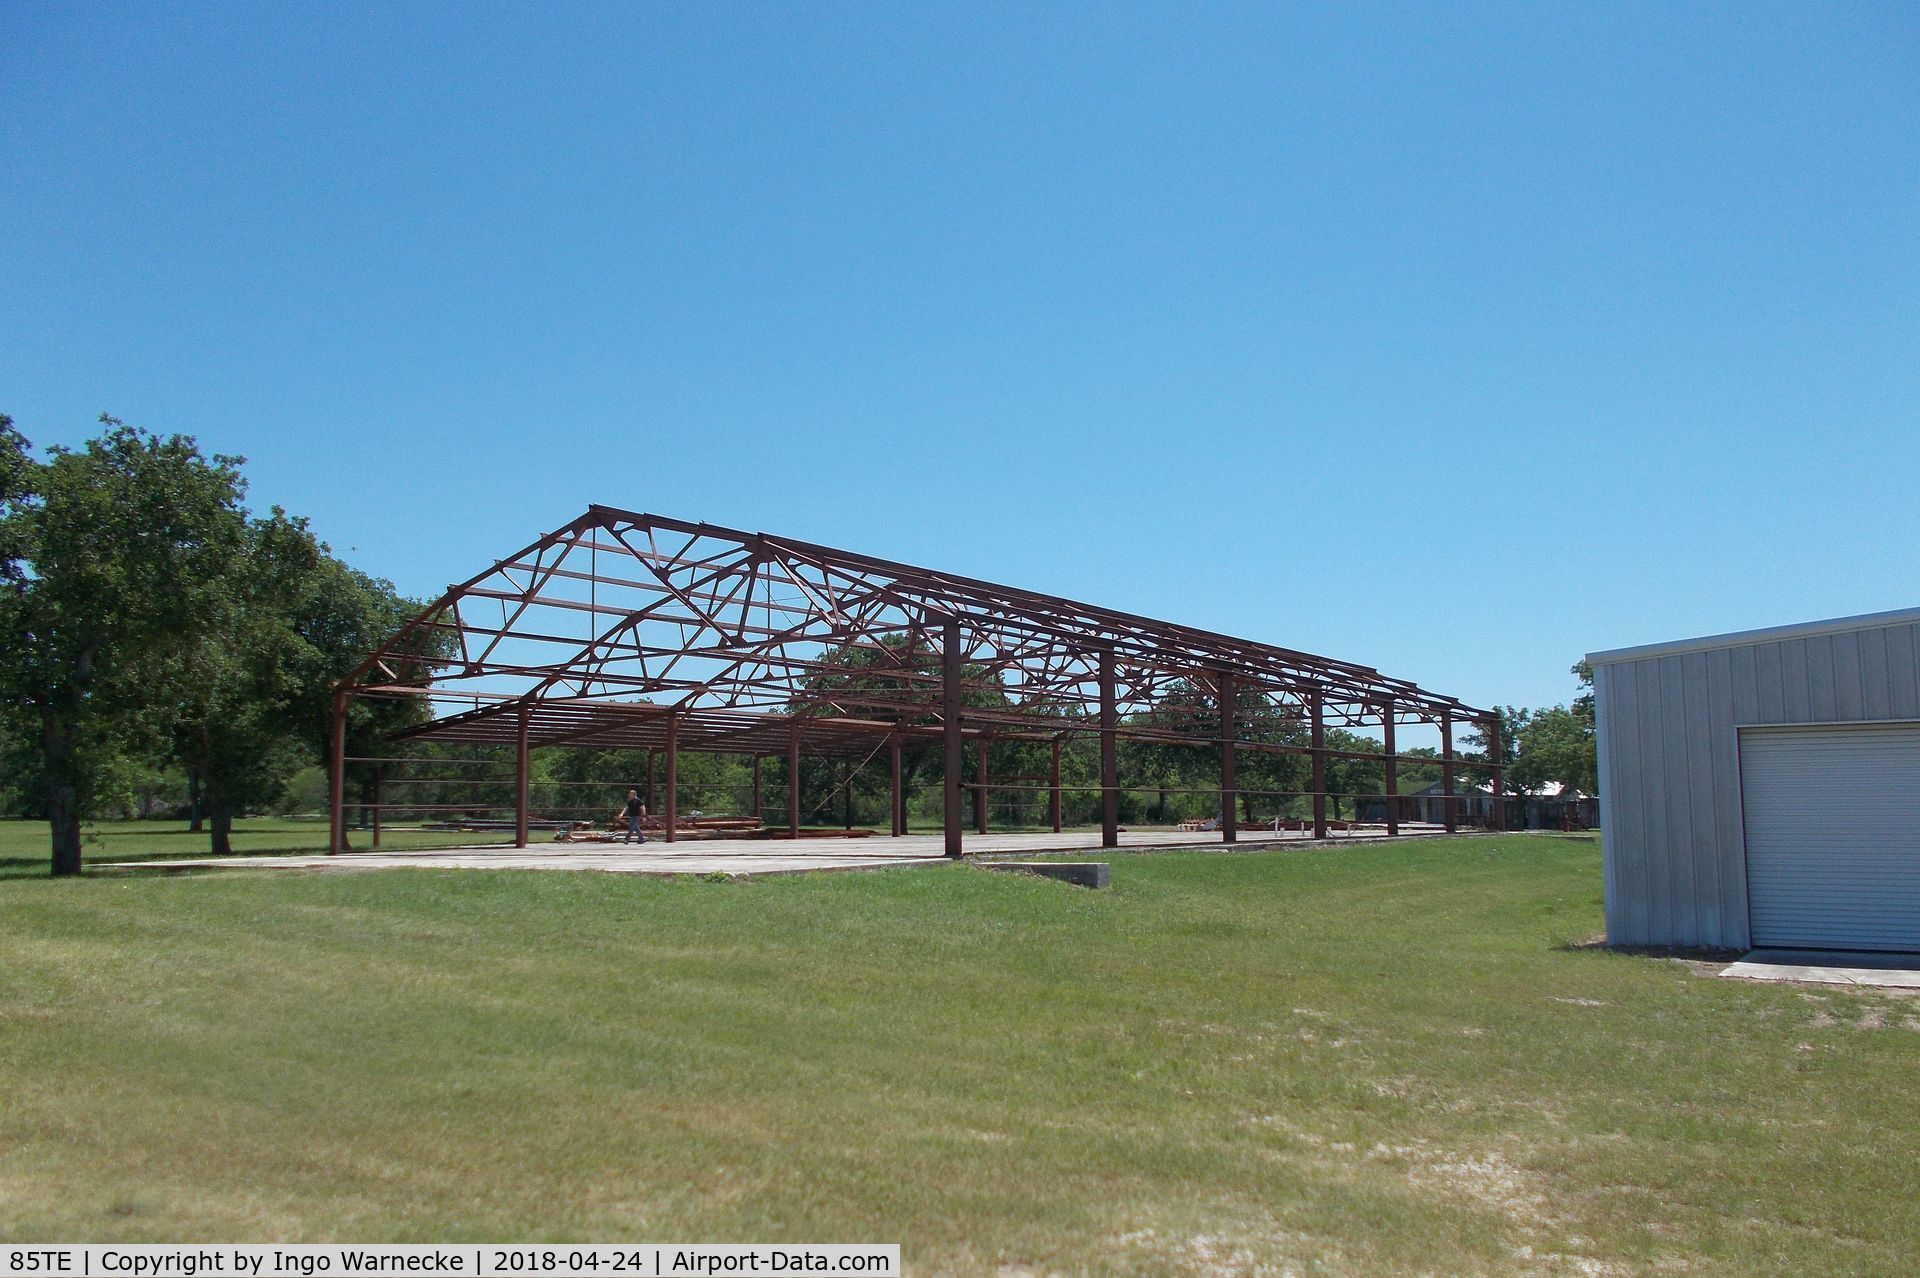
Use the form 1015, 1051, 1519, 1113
1588, 608, 1920, 953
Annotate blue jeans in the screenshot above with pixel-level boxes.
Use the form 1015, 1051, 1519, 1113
626, 816, 647, 843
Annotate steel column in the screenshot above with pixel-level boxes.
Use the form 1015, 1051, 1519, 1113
514, 705, 530, 848
1441, 711, 1457, 834
372, 767, 384, 848
943, 617, 964, 858
788, 719, 802, 840
327, 686, 347, 854
1382, 705, 1399, 837
663, 713, 680, 843
975, 739, 989, 834
752, 754, 762, 819
1310, 694, 1328, 839
843, 759, 853, 830
1488, 716, 1505, 831
1219, 671, 1237, 844
889, 733, 904, 836
1049, 737, 1062, 834
1099, 646, 1118, 849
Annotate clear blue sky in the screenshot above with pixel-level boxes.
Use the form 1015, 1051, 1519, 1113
4, 3, 1915, 716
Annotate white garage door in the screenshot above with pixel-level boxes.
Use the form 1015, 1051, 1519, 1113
1740, 724, 1920, 952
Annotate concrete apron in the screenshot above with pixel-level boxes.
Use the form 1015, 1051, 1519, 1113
96, 826, 1465, 880
1721, 949, 1920, 989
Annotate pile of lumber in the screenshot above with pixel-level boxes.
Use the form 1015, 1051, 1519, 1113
1253, 818, 1360, 833
554, 815, 766, 843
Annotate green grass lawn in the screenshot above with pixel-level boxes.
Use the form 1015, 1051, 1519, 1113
0, 816, 509, 879
1, 834, 1914, 1275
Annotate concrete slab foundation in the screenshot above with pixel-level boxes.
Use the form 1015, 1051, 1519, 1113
100, 824, 1454, 879
1721, 949, 1920, 989
983, 861, 1111, 888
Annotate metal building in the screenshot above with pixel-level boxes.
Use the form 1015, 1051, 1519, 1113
1588, 608, 1920, 953
331, 507, 1501, 859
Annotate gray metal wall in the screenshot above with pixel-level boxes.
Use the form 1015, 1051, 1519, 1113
1594, 617, 1920, 948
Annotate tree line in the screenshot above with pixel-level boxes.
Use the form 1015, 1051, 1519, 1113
1464, 664, 1601, 803
329, 638, 1597, 835
778, 635, 1597, 827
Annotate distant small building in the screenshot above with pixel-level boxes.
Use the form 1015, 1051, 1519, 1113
1355, 782, 1596, 830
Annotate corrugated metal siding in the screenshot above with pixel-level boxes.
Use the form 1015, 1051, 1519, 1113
1594, 618, 1920, 948
1740, 725, 1920, 952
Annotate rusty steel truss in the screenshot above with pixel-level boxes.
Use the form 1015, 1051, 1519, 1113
330, 506, 1502, 855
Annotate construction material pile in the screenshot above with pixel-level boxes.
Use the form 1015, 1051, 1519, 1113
554, 815, 765, 843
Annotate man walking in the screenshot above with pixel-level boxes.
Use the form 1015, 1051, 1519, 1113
622, 789, 648, 843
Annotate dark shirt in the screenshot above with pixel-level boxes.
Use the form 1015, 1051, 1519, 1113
623, 797, 644, 819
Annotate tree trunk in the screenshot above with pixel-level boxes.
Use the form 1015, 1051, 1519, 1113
47, 780, 82, 876
188, 766, 204, 832
207, 777, 233, 857
42, 710, 83, 876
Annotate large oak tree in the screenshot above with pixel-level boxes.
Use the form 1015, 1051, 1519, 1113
0, 417, 247, 874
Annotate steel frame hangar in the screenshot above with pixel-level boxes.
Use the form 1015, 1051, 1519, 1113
329, 507, 1502, 855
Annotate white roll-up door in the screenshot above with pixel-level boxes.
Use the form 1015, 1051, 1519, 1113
1739, 724, 1920, 952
